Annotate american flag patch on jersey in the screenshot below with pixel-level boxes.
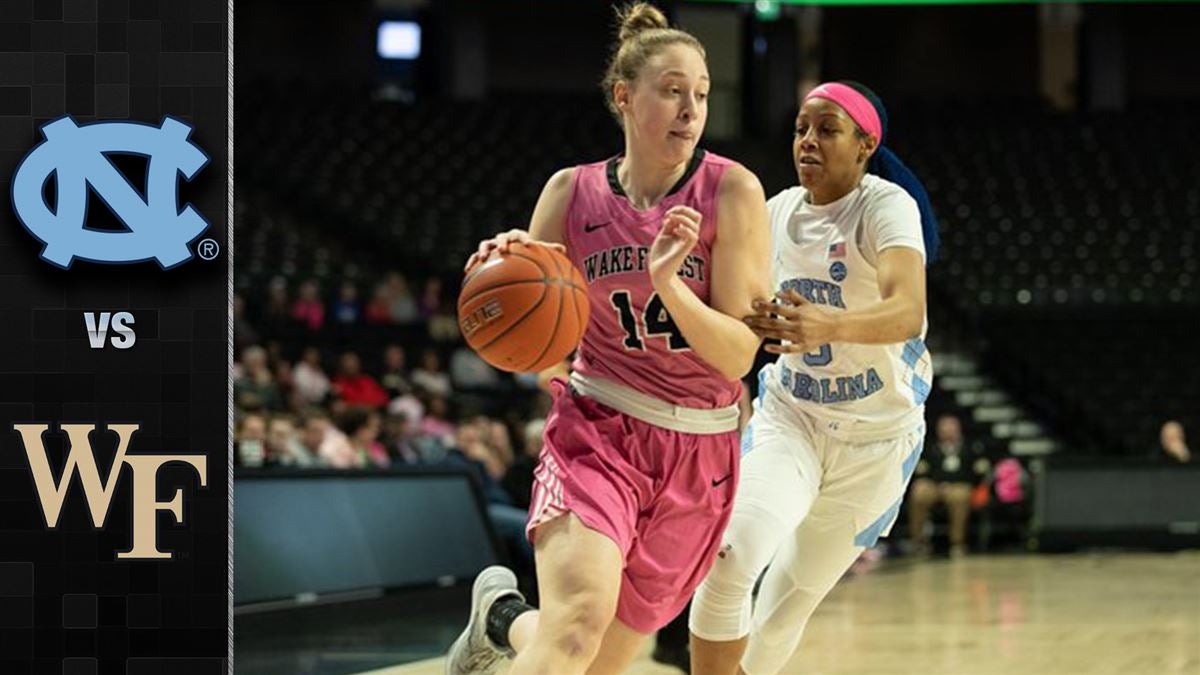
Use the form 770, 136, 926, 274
828, 241, 847, 259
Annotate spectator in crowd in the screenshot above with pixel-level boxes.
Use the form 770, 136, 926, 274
386, 272, 419, 324
230, 270, 549, 476
265, 414, 318, 468
388, 393, 425, 436
293, 346, 331, 406
294, 409, 342, 468
406, 410, 449, 464
235, 412, 268, 467
412, 348, 452, 398
502, 418, 544, 510
298, 409, 358, 469
1153, 420, 1191, 464
263, 276, 290, 333
273, 359, 297, 411
421, 277, 460, 342
457, 416, 510, 480
332, 351, 389, 409
992, 457, 1027, 508
296, 410, 326, 459
419, 395, 457, 450
450, 345, 501, 390
340, 406, 389, 469
484, 419, 515, 469
907, 413, 990, 557
381, 412, 422, 465
233, 293, 259, 357
265, 340, 287, 371
331, 281, 361, 325
455, 419, 506, 484
291, 278, 325, 331
379, 344, 414, 399
364, 282, 393, 325
419, 277, 445, 319
234, 345, 282, 412
446, 418, 532, 575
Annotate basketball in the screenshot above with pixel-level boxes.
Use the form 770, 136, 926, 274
457, 242, 590, 373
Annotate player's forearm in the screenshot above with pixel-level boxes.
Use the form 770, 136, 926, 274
832, 295, 923, 345
655, 276, 760, 381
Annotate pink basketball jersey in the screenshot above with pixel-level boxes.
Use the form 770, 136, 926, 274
562, 150, 742, 409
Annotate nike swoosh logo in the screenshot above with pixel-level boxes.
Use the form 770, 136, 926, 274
711, 474, 732, 488
583, 221, 611, 233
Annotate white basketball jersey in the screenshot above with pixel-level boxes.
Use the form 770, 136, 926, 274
759, 174, 932, 443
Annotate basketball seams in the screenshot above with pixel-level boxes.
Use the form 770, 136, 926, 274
462, 245, 587, 295
528, 246, 569, 371
458, 277, 548, 302
461, 250, 544, 297
498, 247, 590, 294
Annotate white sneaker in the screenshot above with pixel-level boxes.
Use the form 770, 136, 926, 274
445, 566, 524, 675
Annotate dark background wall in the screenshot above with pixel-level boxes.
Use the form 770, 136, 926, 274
231, 0, 1200, 108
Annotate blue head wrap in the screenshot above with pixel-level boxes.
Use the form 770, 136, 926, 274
840, 81, 940, 264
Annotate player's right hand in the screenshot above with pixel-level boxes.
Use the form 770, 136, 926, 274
648, 205, 702, 288
464, 229, 567, 272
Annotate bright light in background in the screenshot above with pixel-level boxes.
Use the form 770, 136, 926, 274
377, 21, 421, 60
755, 0, 781, 20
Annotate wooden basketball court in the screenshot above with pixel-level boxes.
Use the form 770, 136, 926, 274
362, 552, 1200, 675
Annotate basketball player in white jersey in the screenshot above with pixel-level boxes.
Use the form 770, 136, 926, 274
688, 81, 941, 675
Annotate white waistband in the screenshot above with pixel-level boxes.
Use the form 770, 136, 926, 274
569, 372, 740, 435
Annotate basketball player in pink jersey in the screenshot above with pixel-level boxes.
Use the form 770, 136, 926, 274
444, 4, 772, 675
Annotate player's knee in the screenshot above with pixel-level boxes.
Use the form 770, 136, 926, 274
693, 512, 786, 637
550, 620, 605, 663
713, 509, 790, 589
549, 591, 614, 660
691, 550, 756, 640
694, 540, 765, 610
712, 541, 760, 587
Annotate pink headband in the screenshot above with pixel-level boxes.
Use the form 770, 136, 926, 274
804, 82, 883, 143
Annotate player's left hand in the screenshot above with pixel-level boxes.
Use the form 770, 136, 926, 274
744, 288, 840, 354
648, 205, 702, 289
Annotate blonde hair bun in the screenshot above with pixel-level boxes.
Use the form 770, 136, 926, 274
618, 3, 670, 42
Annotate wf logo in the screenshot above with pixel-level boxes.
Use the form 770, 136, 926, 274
13, 423, 207, 560
10, 116, 212, 269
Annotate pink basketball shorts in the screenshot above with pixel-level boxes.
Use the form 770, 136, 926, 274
526, 380, 739, 633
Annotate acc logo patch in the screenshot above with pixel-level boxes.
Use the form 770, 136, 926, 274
11, 116, 211, 269
829, 261, 847, 282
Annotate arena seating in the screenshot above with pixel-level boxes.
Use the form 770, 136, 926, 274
894, 101, 1199, 311
235, 83, 1198, 456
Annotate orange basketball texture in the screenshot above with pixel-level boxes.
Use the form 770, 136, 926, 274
457, 242, 590, 373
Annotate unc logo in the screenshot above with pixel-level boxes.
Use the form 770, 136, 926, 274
830, 261, 847, 282
11, 116, 211, 269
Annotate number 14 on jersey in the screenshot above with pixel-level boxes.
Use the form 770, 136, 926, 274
610, 290, 690, 351
611, 289, 833, 364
